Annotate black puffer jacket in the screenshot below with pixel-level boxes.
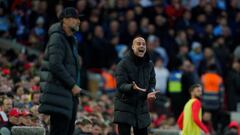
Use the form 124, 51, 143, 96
114, 51, 156, 128
38, 23, 80, 119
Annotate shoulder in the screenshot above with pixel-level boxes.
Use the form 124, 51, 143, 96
47, 33, 66, 49
117, 57, 132, 66
49, 32, 64, 41
145, 60, 154, 70
192, 99, 201, 106
149, 60, 154, 67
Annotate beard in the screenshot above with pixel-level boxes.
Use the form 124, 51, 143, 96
70, 25, 79, 33
194, 95, 202, 100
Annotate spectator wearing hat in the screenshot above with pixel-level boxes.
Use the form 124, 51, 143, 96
19, 109, 32, 126
73, 118, 92, 135
8, 108, 21, 128
224, 121, 239, 135
188, 41, 203, 70
38, 7, 83, 135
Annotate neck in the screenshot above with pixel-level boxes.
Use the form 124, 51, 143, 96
63, 23, 73, 36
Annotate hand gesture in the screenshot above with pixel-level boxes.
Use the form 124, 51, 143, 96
147, 91, 158, 101
132, 81, 146, 92
71, 85, 81, 96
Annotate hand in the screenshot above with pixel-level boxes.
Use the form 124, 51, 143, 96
71, 84, 81, 96
147, 91, 158, 101
132, 81, 146, 92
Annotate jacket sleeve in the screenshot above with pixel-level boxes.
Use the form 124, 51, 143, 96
177, 112, 183, 130
115, 60, 133, 93
192, 100, 209, 134
148, 62, 156, 93
47, 33, 76, 89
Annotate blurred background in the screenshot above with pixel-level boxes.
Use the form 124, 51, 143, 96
0, 0, 240, 135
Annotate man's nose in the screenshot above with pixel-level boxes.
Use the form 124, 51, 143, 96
139, 44, 145, 47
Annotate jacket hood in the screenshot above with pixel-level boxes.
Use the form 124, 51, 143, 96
48, 22, 64, 36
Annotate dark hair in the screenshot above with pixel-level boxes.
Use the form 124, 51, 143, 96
189, 84, 202, 93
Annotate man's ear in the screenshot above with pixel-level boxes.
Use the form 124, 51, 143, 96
63, 18, 67, 24
132, 45, 134, 50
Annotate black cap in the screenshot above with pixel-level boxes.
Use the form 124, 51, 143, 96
59, 7, 84, 20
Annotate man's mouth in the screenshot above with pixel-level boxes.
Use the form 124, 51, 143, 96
138, 49, 145, 53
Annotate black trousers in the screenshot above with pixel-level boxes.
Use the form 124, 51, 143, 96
50, 99, 78, 135
118, 123, 148, 135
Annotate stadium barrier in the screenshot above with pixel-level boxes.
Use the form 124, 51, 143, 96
151, 129, 180, 135
11, 126, 45, 135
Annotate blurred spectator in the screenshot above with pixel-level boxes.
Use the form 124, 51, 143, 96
139, 17, 149, 38
154, 56, 169, 94
168, 68, 183, 118
198, 47, 222, 76
213, 16, 231, 37
0, 97, 13, 129
101, 66, 117, 95
201, 24, 214, 48
85, 25, 116, 69
154, 15, 168, 40
191, 0, 207, 21
224, 121, 239, 135
120, 20, 138, 46
202, 111, 215, 135
213, 36, 231, 76
8, 108, 21, 129
234, 45, 240, 60
165, 0, 186, 27
175, 10, 192, 31
29, 16, 46, 48
92, 119, 103, 135
188, 41, 203, 69
181, 59, 199, 104
0, 5, 9, 37
226, 58, 240, 111
201, 64, 225, 130
192, 14, 206, 37
161, 114, 178, 130
73, 118, 92, 135
147, 35, 169, 67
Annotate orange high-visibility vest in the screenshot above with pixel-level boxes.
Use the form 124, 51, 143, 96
101, 71, 117, 90
201, 72, 223, 93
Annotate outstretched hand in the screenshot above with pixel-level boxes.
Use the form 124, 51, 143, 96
147, 91, 158, 101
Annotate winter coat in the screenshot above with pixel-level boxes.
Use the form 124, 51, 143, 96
38, 23, 80, 119
114, 51, 156, 128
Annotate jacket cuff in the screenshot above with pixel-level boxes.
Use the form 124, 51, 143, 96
69, 81, 76, 90
149, 88, 155, 93
126, 84, 134, 92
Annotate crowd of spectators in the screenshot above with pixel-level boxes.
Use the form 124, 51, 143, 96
0, 0, 240, 135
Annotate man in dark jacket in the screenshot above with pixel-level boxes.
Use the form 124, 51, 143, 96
38, 7, 82, 135
114, 37, 157, 135
226, 58, 240, 111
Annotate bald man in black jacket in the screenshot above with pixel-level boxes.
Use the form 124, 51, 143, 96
114, 37, 157, 135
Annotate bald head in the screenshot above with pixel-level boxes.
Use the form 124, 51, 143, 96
132, 37, 147, 58
132, 37, 145, 45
